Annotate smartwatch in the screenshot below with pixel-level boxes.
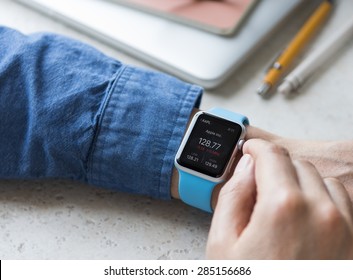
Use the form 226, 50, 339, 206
174, 108, 249, 213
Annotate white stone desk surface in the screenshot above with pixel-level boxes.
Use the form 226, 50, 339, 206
0, 0, 352, 259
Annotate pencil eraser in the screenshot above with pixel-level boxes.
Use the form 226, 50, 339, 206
278, 82, 292, 96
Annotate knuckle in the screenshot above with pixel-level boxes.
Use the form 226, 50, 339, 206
293, 159, 320, 175
270, 191, 306, 220
219, 181, 238, 199
219, 173, 249, 199
324, 177, 343, 186
264, 143, 290, 158
319, 204, 344, 229
294, 159, 314, 169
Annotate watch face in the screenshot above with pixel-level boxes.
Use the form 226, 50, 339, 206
177, 112, 243, 178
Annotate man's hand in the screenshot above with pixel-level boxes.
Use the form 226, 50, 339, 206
246, 126, 353, 202
206, 139, 353, 259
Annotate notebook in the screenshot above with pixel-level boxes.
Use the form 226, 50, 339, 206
108, 0, 259, 35
15, 0, 303, 88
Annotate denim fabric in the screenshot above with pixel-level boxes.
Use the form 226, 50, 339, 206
0, 26, 203, 199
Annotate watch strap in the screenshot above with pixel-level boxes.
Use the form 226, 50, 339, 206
209, 107, 249, 126
178, 170, 216, 213
177, 108, 249, 213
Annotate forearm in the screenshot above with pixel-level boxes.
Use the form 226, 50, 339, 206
0, 27, 115, 181
0, 26, 202, 200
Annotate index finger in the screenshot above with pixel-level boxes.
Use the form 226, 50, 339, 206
242, 139, 300, 195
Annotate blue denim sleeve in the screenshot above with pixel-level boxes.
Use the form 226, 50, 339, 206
0, 26, 202, 199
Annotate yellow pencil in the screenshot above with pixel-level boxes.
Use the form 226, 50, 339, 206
257, 0, 333, 97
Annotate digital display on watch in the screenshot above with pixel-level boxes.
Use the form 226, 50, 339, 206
177, 113, 243, 178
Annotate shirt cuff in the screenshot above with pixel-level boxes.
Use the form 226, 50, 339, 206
87, 64, 203, 199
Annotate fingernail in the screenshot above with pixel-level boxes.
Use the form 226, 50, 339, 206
235, 154, 252, 172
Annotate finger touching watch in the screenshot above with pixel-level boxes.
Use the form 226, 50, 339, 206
174, 108, 249, 213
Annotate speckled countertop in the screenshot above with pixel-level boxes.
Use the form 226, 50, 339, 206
0, 179, 210, 259
1, 0, 353, 259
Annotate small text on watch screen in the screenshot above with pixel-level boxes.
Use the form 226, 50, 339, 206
177, 113, 242, 177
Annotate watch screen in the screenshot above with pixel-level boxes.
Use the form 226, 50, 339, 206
177, 113, 243, 177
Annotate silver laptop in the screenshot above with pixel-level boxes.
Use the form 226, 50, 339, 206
15, 0, 303, 88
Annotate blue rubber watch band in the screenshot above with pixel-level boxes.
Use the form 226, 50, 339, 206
209, 107, 249, 126
176, 108, 249, 213
178, 170, 216, 213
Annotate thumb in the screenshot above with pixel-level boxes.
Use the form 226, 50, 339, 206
207, 154, 256, 257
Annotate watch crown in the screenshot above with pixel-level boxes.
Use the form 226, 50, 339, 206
237, 139, 245, 151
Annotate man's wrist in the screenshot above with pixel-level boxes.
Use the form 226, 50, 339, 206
170, 108, 200, 200
170, 108, 246, 211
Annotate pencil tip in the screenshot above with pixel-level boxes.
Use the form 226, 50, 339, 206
257, 83, 272, 97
